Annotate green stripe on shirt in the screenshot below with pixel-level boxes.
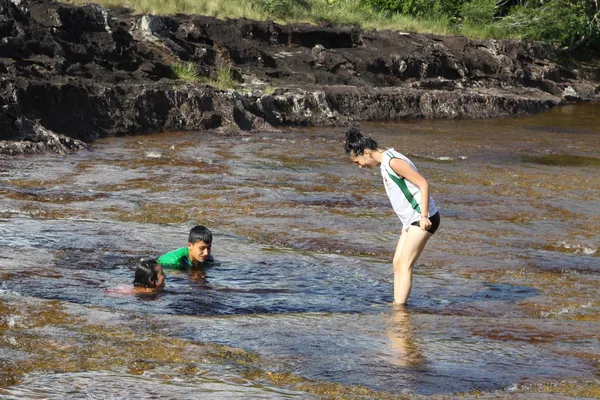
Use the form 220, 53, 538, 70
386, 155, 422, 214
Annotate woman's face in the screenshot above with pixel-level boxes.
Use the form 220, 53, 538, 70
349, 152, 377, 169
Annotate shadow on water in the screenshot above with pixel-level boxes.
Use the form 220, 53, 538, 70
522, 154, 600, 167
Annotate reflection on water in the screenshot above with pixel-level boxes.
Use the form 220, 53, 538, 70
386, 307, 425, 368
0, 103, 599, 398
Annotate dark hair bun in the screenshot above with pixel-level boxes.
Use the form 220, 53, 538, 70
344, 126, 377, 156
345, 127, 363, 142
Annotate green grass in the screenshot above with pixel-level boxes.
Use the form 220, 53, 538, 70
263, 86, 277, 95
459, 22, 524, 40
171, 61, 200, 82
64, 0, 265, 20
215, 66, 237, 90
370, 12, 453, 35
62, 0, 475, 38
64, 0, 579, 43
171, 62, 238, 90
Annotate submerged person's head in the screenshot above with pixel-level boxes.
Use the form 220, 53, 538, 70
344, 127, 380, 169
188, 225, 212, 264
133, 259, 165, 288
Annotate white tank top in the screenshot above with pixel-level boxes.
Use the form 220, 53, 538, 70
380, 149, 438, 230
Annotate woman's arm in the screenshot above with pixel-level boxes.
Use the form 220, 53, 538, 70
389, 158, 432, 231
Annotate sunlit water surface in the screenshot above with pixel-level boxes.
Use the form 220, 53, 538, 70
0, 104, 599, 399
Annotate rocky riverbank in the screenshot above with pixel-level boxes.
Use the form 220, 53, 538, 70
1, 0, 599, 154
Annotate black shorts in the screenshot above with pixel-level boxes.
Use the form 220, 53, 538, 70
410, 212, 440, 235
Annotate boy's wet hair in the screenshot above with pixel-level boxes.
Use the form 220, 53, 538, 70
344, 127, 379, 156
188, 225, 212, 245
133, 259, 160, 287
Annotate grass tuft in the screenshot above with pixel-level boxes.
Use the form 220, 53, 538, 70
171, 62, 238, 90
215, 66, 237, 90
171, 61, 200, 82
263, 85, 277, 95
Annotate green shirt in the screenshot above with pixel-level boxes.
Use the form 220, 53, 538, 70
157, 247, 192, 270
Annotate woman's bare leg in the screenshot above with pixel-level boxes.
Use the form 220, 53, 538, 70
392, 226, 432, 305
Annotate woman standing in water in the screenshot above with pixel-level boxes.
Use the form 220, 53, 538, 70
344, 128, 440, 305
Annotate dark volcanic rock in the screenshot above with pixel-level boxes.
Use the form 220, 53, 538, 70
0, 0, 598, 154
0, 115, 88, 154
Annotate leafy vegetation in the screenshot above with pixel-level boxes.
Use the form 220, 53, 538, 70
65, 0, 600, 58
497, 0, 600, 54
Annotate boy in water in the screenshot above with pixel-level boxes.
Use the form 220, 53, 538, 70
157, 225, 213, 270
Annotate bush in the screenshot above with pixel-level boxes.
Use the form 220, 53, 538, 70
500, 0, 600, 52
254, 0, 311, 19
362, 0, 402, 14
364, 0, 464, 20
460, 0, 496, 25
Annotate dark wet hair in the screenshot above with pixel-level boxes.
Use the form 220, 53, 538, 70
188, 225, 212, 245
344, 127, 379, 156
133, 259, 160, 287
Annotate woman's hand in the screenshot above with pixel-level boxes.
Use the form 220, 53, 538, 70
419, 216, 431, 231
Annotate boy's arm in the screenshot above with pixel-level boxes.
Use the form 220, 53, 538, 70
157, 248, 185, 269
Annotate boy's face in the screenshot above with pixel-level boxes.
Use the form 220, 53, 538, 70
188, 240, 211, 264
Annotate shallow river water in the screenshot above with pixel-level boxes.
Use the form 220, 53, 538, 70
0, 104, 599, 399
